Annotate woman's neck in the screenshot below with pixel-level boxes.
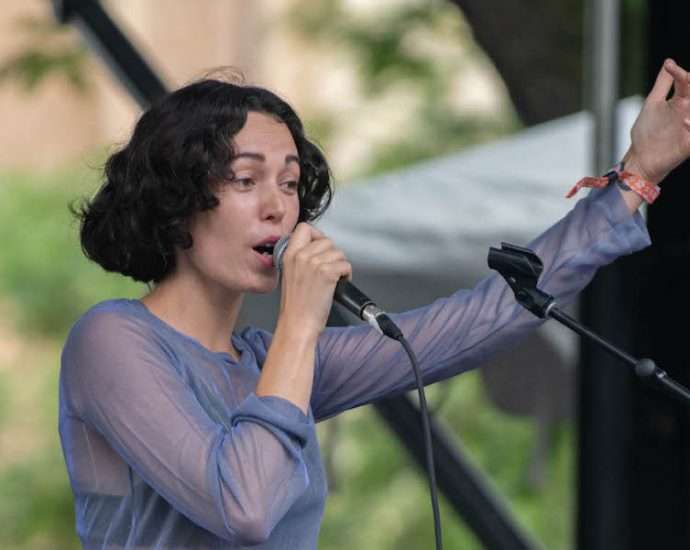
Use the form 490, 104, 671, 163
141, 273, 244, 360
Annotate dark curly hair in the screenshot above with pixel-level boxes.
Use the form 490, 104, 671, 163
74, 79, 333, 284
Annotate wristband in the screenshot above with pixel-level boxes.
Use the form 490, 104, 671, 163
565, 162, 660, 204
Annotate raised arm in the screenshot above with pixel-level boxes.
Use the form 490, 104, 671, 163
310, 58, 690, 421
310, 182, 650, 420
60, 308, 312, 545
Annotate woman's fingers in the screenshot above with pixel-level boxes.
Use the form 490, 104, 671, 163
320, 260, 353, 283
646, 57, 690, 103
284, 223, 344, 260
647, 59, 675, 103
282, 222, 350, 279
277, 222, 352, 332
304, 247, 347, 265
665, 58, 690, 99
284, 222, 321, 251
664, 60, 690, 142
294, 240, 350, 279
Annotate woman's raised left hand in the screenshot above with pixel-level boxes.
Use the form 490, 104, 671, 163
625, 58, 690, 184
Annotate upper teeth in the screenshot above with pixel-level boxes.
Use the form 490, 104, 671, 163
256, 244, 274, 255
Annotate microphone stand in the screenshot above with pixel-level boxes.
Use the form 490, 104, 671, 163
488, 242, 690, 405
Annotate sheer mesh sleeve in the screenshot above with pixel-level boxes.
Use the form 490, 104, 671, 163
311, 184, 651, 420
60, 309, 312, 545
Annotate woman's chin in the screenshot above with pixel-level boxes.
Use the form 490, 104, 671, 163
246, 275, 280, 294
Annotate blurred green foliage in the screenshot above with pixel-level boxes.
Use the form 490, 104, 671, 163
0, 16, 90, 93
0, 162, 141, 549
0, 321, 79, 548
0, 457, 77, 548
320, 374, 574, 549
288, 0, 520, 178
0, 164, 144, 337
621, 0, 648, 98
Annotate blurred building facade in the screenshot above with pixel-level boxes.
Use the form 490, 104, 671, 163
0, 0, 509, 177
0, 0, 266, 168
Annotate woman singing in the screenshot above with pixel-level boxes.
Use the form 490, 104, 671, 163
59, 59, 690, 548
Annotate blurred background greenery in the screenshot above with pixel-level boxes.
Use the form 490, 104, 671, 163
0, 164, 143, 549
0, 0, 647, 548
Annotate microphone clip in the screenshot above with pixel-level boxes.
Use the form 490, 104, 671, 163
487, 242, 554, 319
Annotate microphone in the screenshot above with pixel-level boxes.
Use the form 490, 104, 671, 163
272, 235, 402, 339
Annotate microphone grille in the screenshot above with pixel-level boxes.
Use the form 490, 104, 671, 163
272, 235, 290, 269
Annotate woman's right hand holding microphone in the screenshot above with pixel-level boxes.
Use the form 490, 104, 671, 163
256, 222, 352, 413
277, 222, 352, 338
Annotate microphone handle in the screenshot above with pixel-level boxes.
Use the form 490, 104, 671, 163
334, 280, 375, 320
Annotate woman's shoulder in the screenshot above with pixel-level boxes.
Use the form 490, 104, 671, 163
84, 297, 140, 316
64, 299, 159, 352
60, 300, 183, 417
61, 299, 185, 393
70, 298, 146, 331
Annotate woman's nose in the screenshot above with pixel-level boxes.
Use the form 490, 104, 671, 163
259, 184, 286, 221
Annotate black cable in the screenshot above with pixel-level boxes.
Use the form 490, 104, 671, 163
377, 314, 443, 550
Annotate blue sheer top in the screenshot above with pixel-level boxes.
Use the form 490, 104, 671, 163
59, 184, 650, 548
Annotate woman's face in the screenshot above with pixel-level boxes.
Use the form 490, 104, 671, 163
177, 111, 301, 295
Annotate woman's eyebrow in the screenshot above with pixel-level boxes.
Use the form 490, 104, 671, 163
232, 152, 300, 166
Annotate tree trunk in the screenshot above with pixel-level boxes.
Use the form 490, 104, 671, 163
447, 0, 584, 125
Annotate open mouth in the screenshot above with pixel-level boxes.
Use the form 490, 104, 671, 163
253, 243, 275, 257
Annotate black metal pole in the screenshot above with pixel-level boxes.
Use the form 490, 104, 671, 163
548, 308, 690, 405
52, 0, 168, 108
375, 396, 538, 550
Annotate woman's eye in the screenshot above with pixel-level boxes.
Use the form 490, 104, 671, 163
231, 177, 255, 189
281, 180, 299, 192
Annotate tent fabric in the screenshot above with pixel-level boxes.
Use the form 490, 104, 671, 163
318, 97, 642, 279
